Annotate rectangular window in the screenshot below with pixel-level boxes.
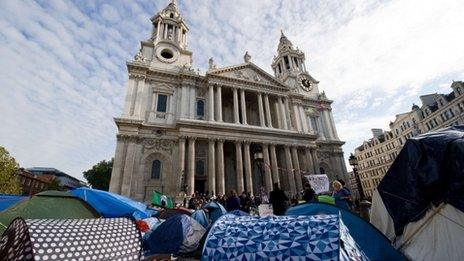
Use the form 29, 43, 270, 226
196, 99, 205, 117
156, 94, 168, 112
284, 56, 290, 70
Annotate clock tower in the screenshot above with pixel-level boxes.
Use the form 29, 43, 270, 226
271, 31, 320, 97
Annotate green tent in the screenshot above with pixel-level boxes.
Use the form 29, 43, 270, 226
0, 190, 100, 234
317, 195, 335, 205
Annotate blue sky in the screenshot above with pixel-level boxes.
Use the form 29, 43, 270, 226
1, 0, 463, 181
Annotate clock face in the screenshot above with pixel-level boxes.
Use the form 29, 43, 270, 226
299, 75, 312, 91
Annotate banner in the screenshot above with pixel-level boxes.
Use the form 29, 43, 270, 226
152, 191, 174, 209
258, 204, 274, 217
305, 174, 330, 194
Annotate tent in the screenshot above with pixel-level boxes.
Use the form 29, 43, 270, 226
144, 214, 206, 255
202, 214, 368, 260
203, 201, 226, 223
159, 207, 191, 219
228, 209, 250, 216
71, 187, 157, 219
371, 126, 464, 260
286, 202, 404, 260
191, 209, 209, 228
0, 194, 28, 212
0, 191, 99, 235
0, 217, 141, 260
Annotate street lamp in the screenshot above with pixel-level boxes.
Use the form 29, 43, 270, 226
349, 153, 365, 200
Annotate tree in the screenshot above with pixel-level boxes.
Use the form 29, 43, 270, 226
83, 159, 113, 191
0, 146, 22, 194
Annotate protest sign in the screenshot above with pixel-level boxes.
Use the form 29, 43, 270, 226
305, 174, 330, 194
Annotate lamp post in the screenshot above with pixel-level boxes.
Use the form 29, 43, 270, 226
349, 153, 365, 200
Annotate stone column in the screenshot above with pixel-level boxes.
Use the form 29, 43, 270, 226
284, 97, 292, 130
291, 146, 303, 193
189, 86, 196, 119
244, 141, 253, 194
187, 137, 196, 196
156, 21, 161, 39
120, 142, 136, 197
235, 140, 244, 193
311, 148, 320, 174
262, 143, 273, 192
216, 86, 223, 122
208, 85, 214, 121
240, 89, 247, 124
264, 94, 273, 127
299, 106, 309, 133
135, 77, 146, 119
292, 103, 302, 132
257, 93, 265, 127
328, 109, 340, 140
217, 139, 225, 195
208, 139, 216, 196
233, 88, 240, 124
279, 97, 288, 129
305, 147, 314, 174
274, 100, 282, 129
323, 110, 333, 140
318, 116, 326, 140
180, 85, 188, 118
178, 137, 186, 192
126, 77, 138, 117
270, 144, 280, 186
284, 145, 296, 194
109, 138, 126, 194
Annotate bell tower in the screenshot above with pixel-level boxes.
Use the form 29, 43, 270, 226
134, 0, 193, 71
271, 31, 319, 96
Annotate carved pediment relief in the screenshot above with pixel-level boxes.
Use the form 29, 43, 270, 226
208, 63, 286, 88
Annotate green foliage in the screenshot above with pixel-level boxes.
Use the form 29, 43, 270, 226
0, 146, 22, 194
83, 158, 113, 191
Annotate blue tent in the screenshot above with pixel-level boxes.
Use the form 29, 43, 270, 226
192, 209, 209, 228
202, 214, 368, 260
228, 209, 249, 216
286, 202, 404, 260
144, 214, 206, 255
70, 187, 157, 219
0, 194, 28, 212
203, 201, 226, 223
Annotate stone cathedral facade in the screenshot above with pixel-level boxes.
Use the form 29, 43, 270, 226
109, 1, 348, 202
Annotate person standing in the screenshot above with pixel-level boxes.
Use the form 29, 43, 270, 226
332, 180, 351, 209
302, 183, 316, 203
269, 183, 289, 215
226, 190, 241, 211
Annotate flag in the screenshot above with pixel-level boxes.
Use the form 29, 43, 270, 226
152, 191, 174, 209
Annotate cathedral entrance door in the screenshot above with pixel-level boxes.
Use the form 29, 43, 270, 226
194, 179, 205, 194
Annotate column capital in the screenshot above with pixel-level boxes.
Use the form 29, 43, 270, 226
233, 138, 243, 144
217, 138, 225, 144
208, 137, 217, 142
187, 136, 197, 141
243, 140, 251, 146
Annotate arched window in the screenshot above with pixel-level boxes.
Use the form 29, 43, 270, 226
195, 160, 205, 176
196, 100, 204, 117
151, 160, 161, 179
319, 167, 325, 174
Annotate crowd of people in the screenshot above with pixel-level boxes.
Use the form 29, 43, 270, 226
184, 178, 353, 216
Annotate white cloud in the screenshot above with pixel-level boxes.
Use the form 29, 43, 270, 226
0, 0, 463, 181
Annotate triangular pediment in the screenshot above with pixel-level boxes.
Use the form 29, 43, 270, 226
207, 62, 287, 88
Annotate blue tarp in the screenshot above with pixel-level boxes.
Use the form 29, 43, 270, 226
192, 209, 209, 228
286, 202, 404, 260
70, 187, 157, 219
202, 214, 368, 260
203, 201, 226, 223
0, 194, 28, 212
377, 126, 464, 236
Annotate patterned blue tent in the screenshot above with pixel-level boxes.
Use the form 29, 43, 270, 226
286, 202, 404, 260
202, 214, 369, 260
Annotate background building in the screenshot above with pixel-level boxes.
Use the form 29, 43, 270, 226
353, 81, 464, 198
109, 1, 347, 202
26, 167, 87, 190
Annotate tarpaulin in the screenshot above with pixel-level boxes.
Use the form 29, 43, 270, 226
377, 126, 464, 236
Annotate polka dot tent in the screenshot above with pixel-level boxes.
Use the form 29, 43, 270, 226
0, 217, 142, 261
